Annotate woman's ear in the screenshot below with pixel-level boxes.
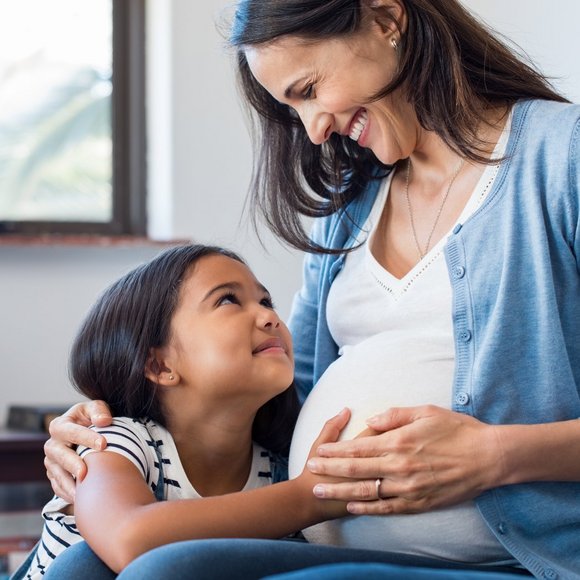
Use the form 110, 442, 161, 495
144, 348, 180, 386
365, 0, 407, 38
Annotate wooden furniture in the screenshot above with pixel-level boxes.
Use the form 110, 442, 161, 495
0, 430, 48, 484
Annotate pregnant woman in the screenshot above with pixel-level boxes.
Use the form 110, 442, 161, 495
44, 1, 580, 578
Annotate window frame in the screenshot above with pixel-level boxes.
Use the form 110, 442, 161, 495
0, 0, 147, 237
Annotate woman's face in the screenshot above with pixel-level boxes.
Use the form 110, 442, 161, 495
245, 25, 419, 165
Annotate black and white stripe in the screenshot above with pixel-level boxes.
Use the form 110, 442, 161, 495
22, 417, 274, 579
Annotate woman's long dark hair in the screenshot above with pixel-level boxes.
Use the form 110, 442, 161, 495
230, 0, 568, 253
69, 244, 300, 455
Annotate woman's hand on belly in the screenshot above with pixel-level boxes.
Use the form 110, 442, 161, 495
306, 405, 502, 515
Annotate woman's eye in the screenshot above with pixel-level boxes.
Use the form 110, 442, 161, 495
302, 84, 315, 99
217, 293, 239, 306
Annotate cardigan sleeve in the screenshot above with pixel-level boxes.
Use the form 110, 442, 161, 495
571, 114, 580, 269
286, 179, 381, 402
287, 219, 328, 403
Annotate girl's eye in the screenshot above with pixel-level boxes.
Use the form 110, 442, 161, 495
260, 296, 275, 309
217, 293, 240, 306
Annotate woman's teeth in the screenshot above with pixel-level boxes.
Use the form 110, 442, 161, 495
349, 110, 368, 142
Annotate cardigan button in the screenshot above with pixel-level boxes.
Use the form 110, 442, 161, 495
459, 329, 472, 342
497, 522, 507, 535
455, 392, 470, 406
453, 265, 466, 279
452, 223, 463, 234
543, 569, 558, 579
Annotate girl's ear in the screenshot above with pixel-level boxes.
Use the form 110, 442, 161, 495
365, 0, 407, 38
144, 348, 180, 386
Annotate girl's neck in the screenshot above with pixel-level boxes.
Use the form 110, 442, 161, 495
165, 403, 257, 497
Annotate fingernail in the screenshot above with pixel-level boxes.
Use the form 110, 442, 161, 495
95, 438, 104, 451
307, 459, 319, 472
313, 485, 326, 498
366, 415, 380, 425
347, 503, 362, 514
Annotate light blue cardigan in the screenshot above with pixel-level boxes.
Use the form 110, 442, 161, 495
288, 99, 580, 579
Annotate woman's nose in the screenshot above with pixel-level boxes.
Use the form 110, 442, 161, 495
300, 108, 334, 145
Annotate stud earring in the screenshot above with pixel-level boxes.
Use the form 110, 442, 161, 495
391, 37, 398, 50
169, 375, 174, 381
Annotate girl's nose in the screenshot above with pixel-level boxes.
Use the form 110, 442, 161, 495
257, 306, 281, 329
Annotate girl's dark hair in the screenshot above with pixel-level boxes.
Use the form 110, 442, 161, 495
69, 244, 300, 455
230, 0, 568, 253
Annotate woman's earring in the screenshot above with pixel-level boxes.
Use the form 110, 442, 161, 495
391, 37, 398, 50
169, 375, 174, 381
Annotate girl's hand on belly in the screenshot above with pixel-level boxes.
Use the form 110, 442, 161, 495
294, 408, 356, 521
306, 405, 502, 515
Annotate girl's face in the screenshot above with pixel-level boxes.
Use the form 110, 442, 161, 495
244, 24, 419, 165
159, 254, 294, 408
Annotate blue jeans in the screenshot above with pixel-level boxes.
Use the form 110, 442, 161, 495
41, 539, 530, 579
118, 540, 530, 579
42, 540, 116, 580
264, 563, 529, 580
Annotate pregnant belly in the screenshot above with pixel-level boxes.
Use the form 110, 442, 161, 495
288, 336, 511, 563
290, 333, 454, 466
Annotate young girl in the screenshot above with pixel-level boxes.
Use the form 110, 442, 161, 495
16, 244, 349, 578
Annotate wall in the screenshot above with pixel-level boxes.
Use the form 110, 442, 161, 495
0, 0, 303, 424
463, 0, 580, 102
0, 0, 579, 423
0, 245, 164, 420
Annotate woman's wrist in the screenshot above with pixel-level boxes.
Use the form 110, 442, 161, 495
492, 419, 580, 486
480, 423, 511, 489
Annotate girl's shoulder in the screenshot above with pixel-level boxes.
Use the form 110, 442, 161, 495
86, 416, 163, 450
78, 417, 170, 481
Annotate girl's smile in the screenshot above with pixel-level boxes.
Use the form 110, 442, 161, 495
253, 337, 289, 355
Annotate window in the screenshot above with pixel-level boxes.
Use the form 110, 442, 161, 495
0, 0, 146, 236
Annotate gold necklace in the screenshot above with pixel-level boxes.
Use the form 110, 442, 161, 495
404, 157, 466, 260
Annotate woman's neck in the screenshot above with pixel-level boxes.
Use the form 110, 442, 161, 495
373, 105, 510, 279
410, 104, 509, 187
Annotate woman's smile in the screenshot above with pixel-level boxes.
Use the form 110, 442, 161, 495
348, 108, 369, 143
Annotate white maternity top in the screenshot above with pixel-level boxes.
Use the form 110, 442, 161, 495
289, 117, 518, 565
